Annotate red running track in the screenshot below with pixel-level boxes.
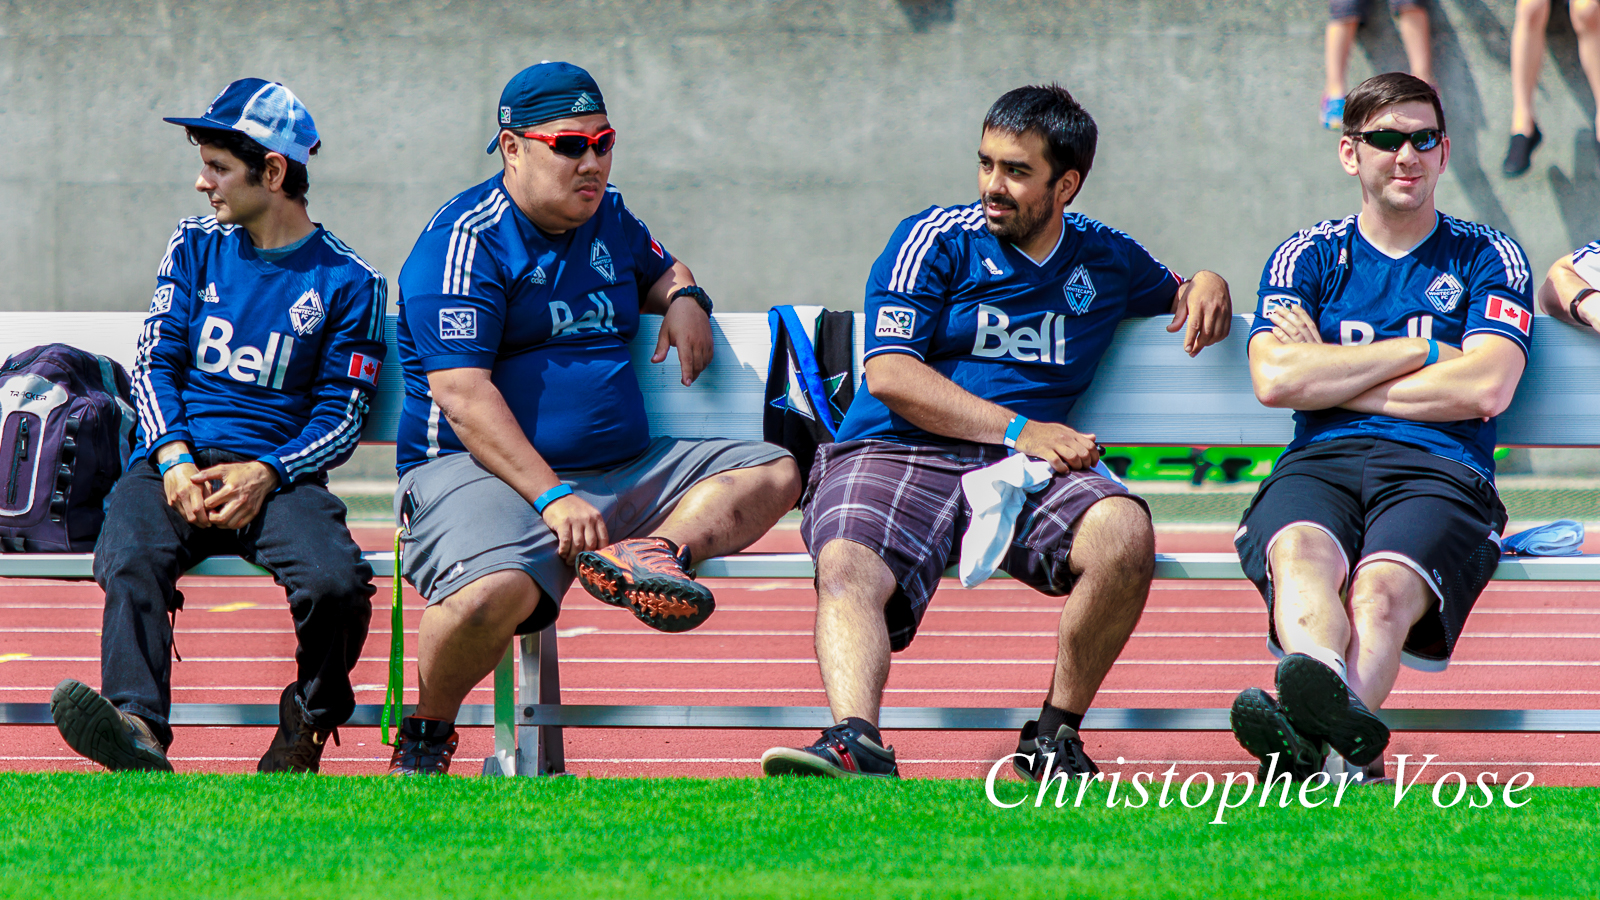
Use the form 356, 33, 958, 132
3, 527, 1598, 785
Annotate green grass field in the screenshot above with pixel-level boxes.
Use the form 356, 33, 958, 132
1, 774, 1596, 899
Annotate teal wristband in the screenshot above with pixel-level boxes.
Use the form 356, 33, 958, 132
533, 484, 573, 515
1003, 415, 1029, 449
157, 454, 195, 476
1425, 340, 1439, 366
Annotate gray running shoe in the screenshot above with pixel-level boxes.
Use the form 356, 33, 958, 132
50, 679, 173, 772
760, 722, 899, 779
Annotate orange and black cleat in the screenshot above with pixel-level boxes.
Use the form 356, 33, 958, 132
575, 537, 715, 633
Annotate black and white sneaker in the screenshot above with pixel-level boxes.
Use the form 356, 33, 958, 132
760, 722, 899, 779
258, 682, 339, 774
1275, 653, 1390, 767
1230, 687, 1326, 781
1012, 719, 1099, 782
50, 679, 173, 772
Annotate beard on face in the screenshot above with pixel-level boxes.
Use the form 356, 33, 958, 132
983, 191, 1054, 244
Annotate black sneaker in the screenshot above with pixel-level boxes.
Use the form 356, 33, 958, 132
258, 683, 339, 774
760, 722, 899, 779
1012, 719, 1100, 782
1274, 653, 1390, 767
388, 716, 459, 776
1230, 687, 1326, 781
50, 678, 173, 772
1502, 126, 1542, 176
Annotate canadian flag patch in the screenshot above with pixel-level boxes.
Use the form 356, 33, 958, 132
1487, 296, 1531, 336
348, 352, 381, 384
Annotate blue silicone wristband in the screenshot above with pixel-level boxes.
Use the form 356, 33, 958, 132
533, 484, 573, 515
1425, 340, 1439, 366
1003, 415, 1029, 449
157, 454, 195, 476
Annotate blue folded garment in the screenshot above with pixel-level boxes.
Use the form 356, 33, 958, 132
1501, 520, 1586, 557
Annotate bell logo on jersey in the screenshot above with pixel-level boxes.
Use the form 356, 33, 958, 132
347, 352, 381, 385
875, 307, 916, 339
550, 292, 619, 338
590, 240, 615, 283
1340, 321, 1375, 345
973, 305, 1069, 364
1062, 266, 1097, 315
1425, 272, 1465, 314
439, 308, 477, 340
149, 284, 174, 315
289, 290, 325, 336
195, 316, 295, 389
1487, 295, 1532, 335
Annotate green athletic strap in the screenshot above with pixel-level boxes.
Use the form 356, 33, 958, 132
382, 528, 403, 745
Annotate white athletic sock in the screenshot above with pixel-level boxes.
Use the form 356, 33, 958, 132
1298, 644, 1350, 687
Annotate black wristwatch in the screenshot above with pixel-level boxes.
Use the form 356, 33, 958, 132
668, 285, 713, 316
1572, 288, 1598, 326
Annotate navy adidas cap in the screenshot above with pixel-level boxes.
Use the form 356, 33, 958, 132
164, 78, 320, 164
487, 62, 607, 154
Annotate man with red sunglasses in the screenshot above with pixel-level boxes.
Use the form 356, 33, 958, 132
389, 62, 800, 774
1231, 73, 1533, 784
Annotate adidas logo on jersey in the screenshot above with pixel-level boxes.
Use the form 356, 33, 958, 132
531, 266, 547, 285
197, 283, 220, 304
571, 92, 600, 113
195, 315, 295, 389
973, 305, 1068, 364
983, 258, 1004, 276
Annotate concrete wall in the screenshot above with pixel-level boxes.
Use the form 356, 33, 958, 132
3, 0, 1597, 319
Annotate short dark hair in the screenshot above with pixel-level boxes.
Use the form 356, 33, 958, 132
1342, 72, 1446, 137
981, 84, 1097, 185
184, 126, 314, 204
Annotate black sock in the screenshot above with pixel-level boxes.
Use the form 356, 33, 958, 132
842, 716, 882, 746
403, 715, 455, 741
1037, 702, 1084, 739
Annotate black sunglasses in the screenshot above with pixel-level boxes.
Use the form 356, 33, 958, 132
1354, 128, 1443, 153
520, 128, 617, 159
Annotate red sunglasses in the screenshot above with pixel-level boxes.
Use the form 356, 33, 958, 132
519, 128, 617, 159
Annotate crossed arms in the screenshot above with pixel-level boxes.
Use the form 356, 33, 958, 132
1249, 303, 1525, 421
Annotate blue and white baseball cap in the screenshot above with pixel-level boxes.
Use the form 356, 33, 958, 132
164, 78, 321, 164
486, 62, 607, 153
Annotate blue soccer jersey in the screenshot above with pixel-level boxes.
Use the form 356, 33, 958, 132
395, 176, 675, 475
834, 203, 1182, 445
132, 217, 388, 483
1252, 212, 1534, 479
1573, 240, 1600, 289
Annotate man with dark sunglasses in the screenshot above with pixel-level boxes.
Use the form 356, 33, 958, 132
388, 62, 800, 774
1231, 73, 1533, 784
760, 84, 1233, 781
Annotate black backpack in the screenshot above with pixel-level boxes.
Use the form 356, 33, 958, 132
0, 344, 136, 552
763, 306, 856, 496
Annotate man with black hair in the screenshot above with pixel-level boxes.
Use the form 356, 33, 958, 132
760, 84, 1232, 781
1232, 73, 1532, 782
51, 78, 384, 774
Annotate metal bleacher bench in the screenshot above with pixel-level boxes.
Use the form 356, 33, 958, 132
4, 309, 1600, 776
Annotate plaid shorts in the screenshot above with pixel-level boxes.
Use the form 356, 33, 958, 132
801, 439, 1146, 651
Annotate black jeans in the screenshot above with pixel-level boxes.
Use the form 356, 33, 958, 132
93, 451, 374, 747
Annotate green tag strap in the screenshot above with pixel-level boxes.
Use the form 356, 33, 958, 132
382, 528, 404, 746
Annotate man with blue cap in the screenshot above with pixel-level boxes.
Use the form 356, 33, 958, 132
51, 78, 385, 775
390, 62, 800, 774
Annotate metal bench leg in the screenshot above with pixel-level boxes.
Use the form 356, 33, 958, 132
484, 643, 516, 776
515, 626, 565, 776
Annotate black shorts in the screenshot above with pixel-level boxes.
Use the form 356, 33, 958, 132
801, 440, 1145, 652
1330, 0, 1423, 22
1234, 437, 1506, 669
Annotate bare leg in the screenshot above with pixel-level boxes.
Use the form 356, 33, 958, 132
1396, 5, 1434, 86
415, 570, 540, 721
812, 539, 897, 725
1511, 0, 1552, 136
654, 458, 801, 561
1342, 561, 1432, 709
1573, 0, 1600, 135
1326, 18, 1362, 99
1268, 526, 1352, 657
1045, 497, 1155, 713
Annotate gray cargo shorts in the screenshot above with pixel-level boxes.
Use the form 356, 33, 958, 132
397, 437, 790, 633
